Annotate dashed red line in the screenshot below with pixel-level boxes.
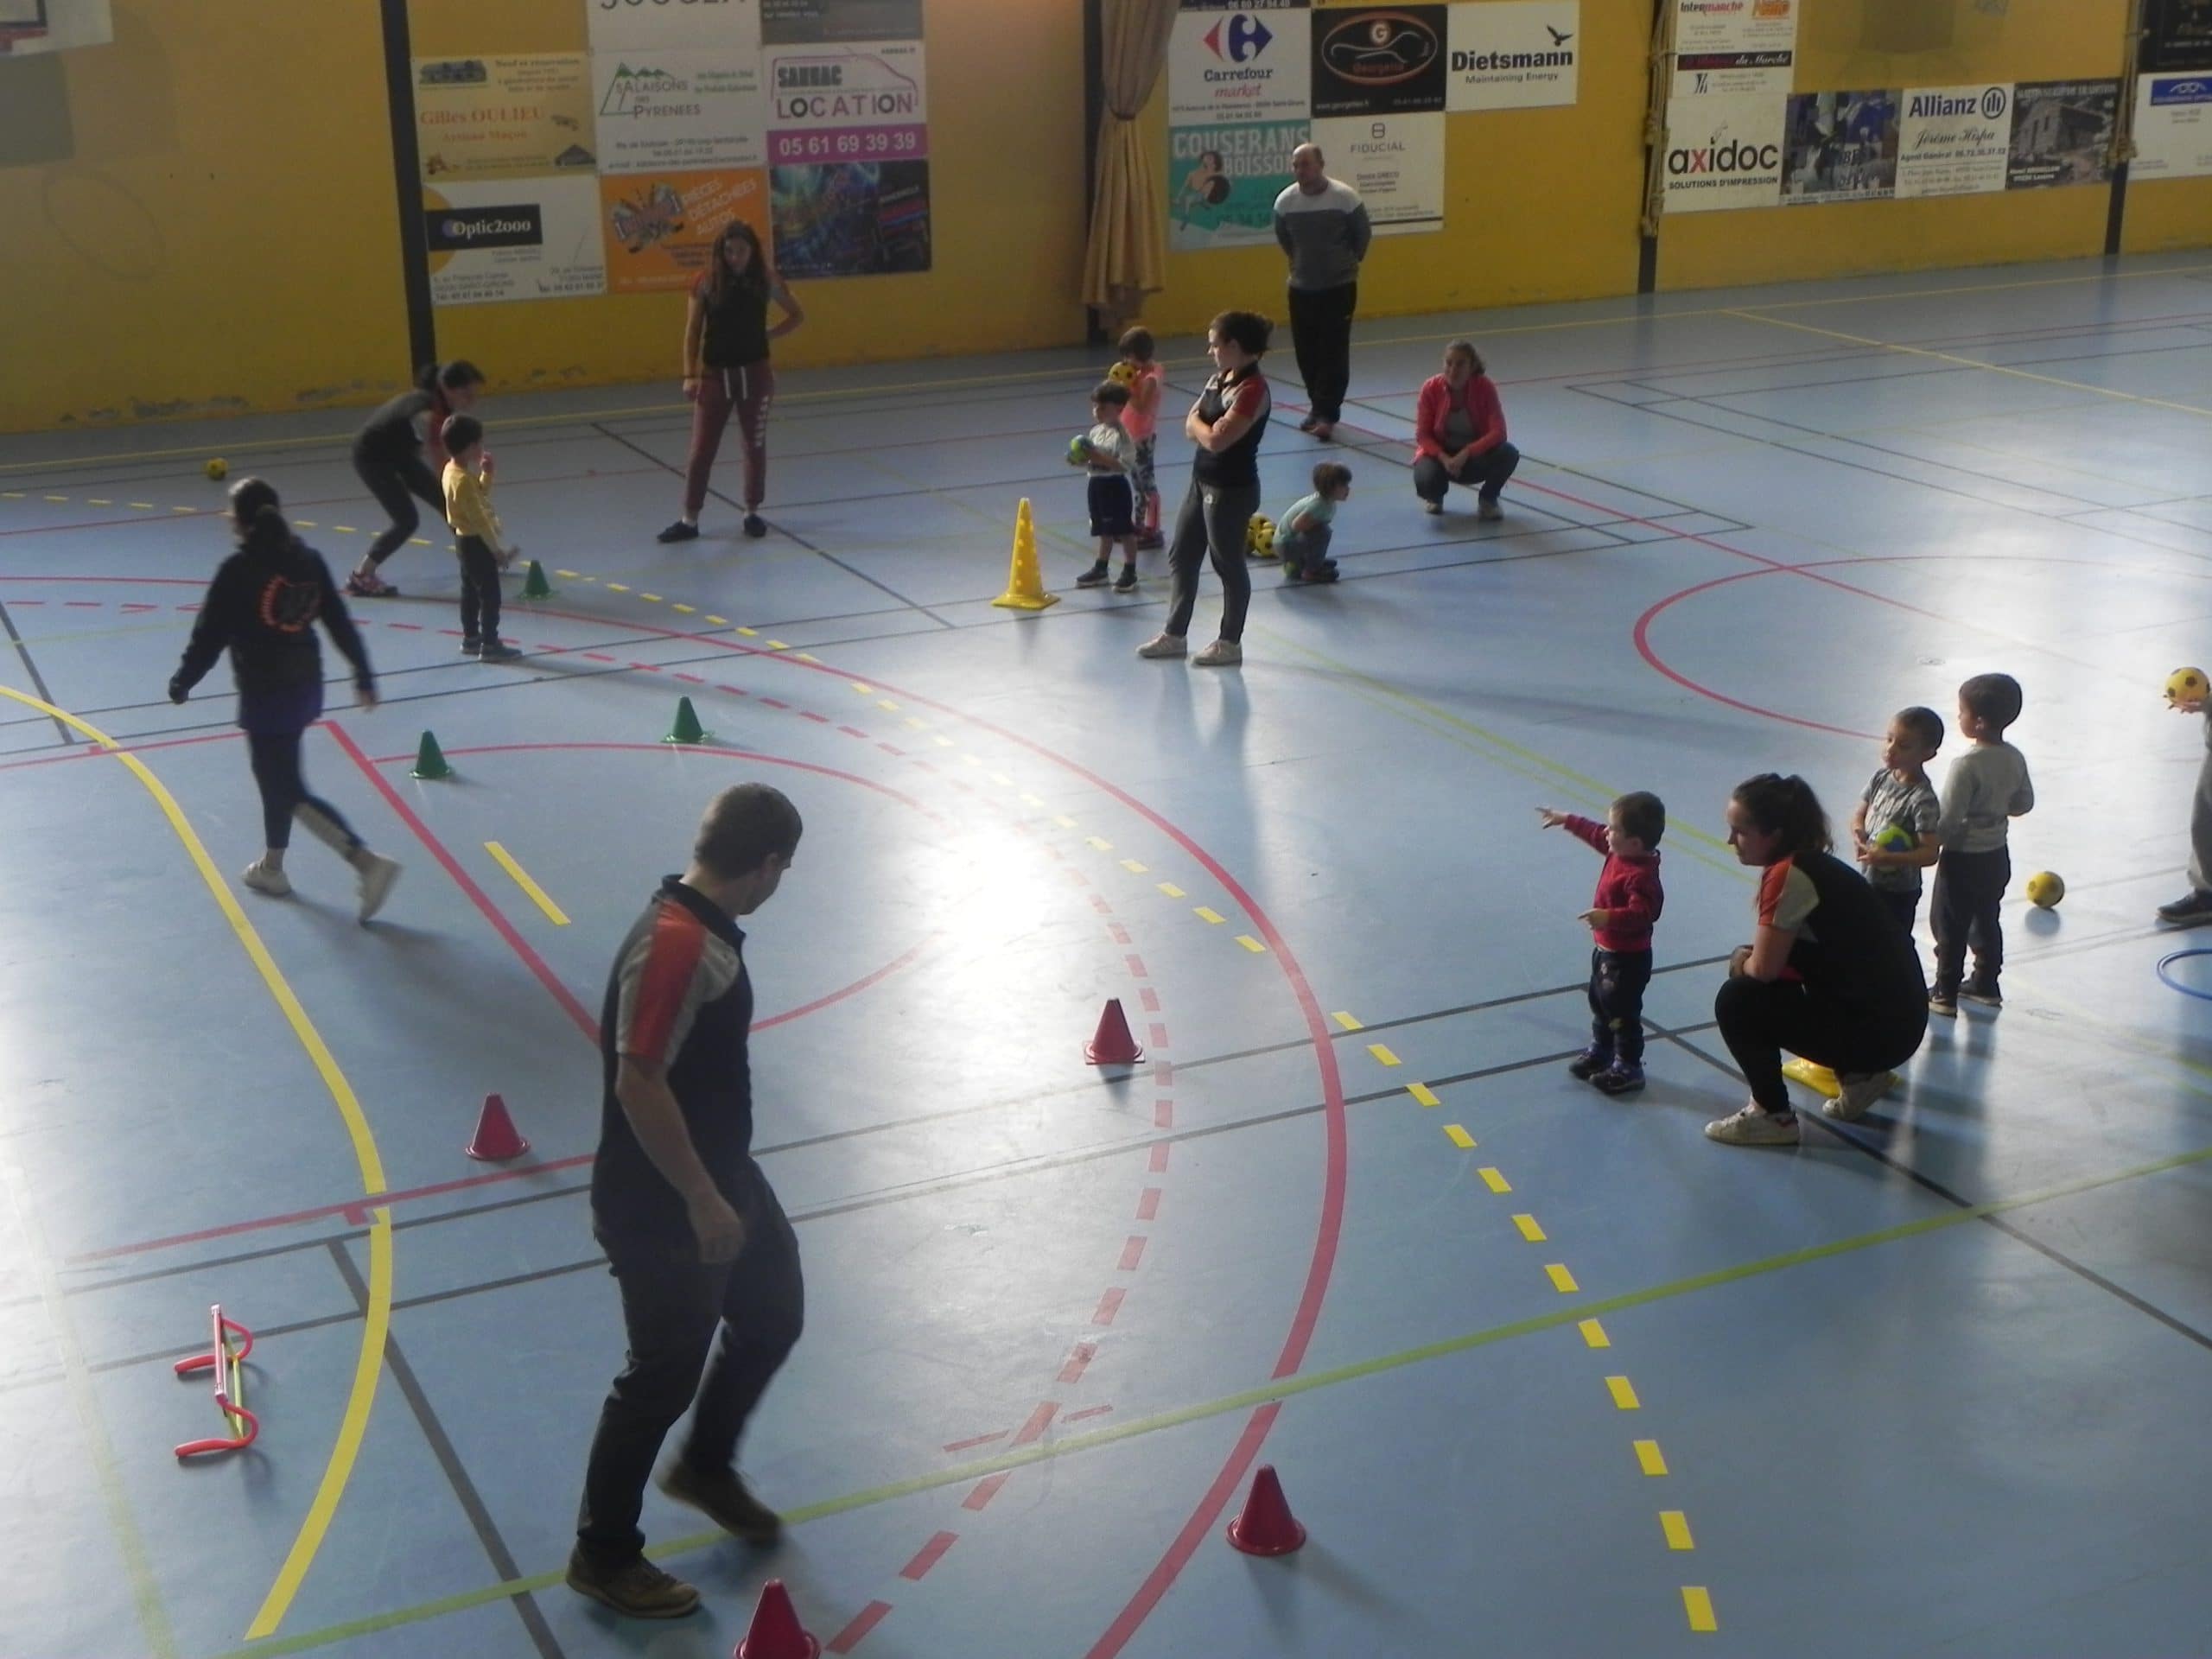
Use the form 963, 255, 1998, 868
581, 652, 616, 662
1148, 1143, 1170, 1173
1091, 1287, 1126, 1326
837, 724, 868, 738
1155, 1062, 1173, 1086
1089, 894, 1112, 914
1116, 1236, 1147, 1273
801, 710, 830, 723
760, 696, 789, 709
1139, 988, 1160, 1012
942, 1428, 1006, 1455
1058, 1342, 1096, 1386
1135, 1188, 1160, 1222
827, 1599, 893, 1654
899, 1531, 959, 1582
1154, 1100, 1173, 1129
963, 1473, 1011, 1511
1063, 1404, 1114, 1425
1124, 954, 1147, 977
1147, 1022, 1169, 1049
673, 672, 705, 684
1109, 924, 1131, 944
1009, 1401, 1059, 1446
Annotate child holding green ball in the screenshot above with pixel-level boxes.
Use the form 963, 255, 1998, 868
1850, 705, 1944, 938
1070, 379, 1140, 592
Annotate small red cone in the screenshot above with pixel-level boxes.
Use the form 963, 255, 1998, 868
1084, 997, 1145, 1065
734, 1580, 820, 1659
464, 1093, 530, 1162
1226, 1464, 1306, 1556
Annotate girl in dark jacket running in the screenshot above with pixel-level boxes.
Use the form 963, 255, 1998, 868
170, 479, 403, 919
346, 359, 486, 596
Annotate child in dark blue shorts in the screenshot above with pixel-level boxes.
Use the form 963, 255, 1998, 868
1071, 380, 1140, 593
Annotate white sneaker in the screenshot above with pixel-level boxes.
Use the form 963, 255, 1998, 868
1192, 639, 1243, 668
1136, 632, 1188, 660
241, 859, 292, 897
1422, 499, 1443, 515
1825, 1071, 1896, 1121
356, 853, 402, 922
1477, 499, 1504, 522
1704, 1103, 1800, 1146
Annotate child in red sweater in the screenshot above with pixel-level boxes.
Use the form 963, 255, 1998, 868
1539, 792, 1666, 1095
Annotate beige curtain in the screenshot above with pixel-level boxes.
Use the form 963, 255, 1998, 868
1082, 0, 1179, 317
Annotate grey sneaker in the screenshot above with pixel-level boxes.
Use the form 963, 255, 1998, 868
2157, 890, 2212, 927
1192, 639, 1243, 668
476, 639, 523, 662
1477, 498, 1504, 522
1704, 1103, 1800, 1147
1826, 1071, 1895, 1121
659, 1461, 782, 1546
1422, 499, 1444, 515
1137, 632, 1187, 659
564, 1547, 700, 1619
355, 853, 401, 922
241, 859, 292, 898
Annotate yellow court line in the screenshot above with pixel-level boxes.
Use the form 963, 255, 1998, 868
1605, 1375, 1641, 1410
484, 841, 571, 926
1512, 1213, 1547, 1242
1087, 836, 1113, 851
1726, 308, 2212, 421
1368, 1043, 1402, 1066
1478, 1166, 1513, 1193
1407, 1081, 1440, 1107
1681, 1586, 1718, 1632
1158, 881, 1185, 899
0, 683, 391, 1641
1661, 1510, 1695, 1551
1443, 1123, 1477, 1149
1236, 935, 1268, 954
990, 772, 1015, 788
1052, 813, 1077, 827
1546, 1263, 1580, 1294
1194, 906, 1224, 925
1579, 1318, 1611, 1349
1332, 1011, 1363, 1031
1635, 1440, 1669, 1476
1120, 859, 1147, 874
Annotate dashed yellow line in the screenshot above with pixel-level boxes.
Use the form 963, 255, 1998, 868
1406, 1081, 1440, 1107
1579, 1319, 1611, 1349
1512, 1213, 1546, 1242
484, 841, 570, 926
1087, 836, 1113, 851
1120, 858, 1147, 874
766, 639, 790, 650
1367, 1043, 1401, 1066
989, 772, 1014, 788
1332, 1010, 1363, 1031
1478, 1166, 1511, 1194
555, 568, 582, 579
1605, 1376, 1640, 1410
1634, 1440, 1668, 1476
671, 603, 696, 614
1545, 1263, 1580, 1294
877, 699, 899, 712
605, 582, 630, 593
850, 682, 874, 694
1681, 1586, 1717, 1631
638, 592, 663, 603
1661, 1511, 1694, 1551
1443, 1123, 1476, 1149
1054, 813, 1077, 828
1194, 906, 1224, 925
1235, 934, 1266, 953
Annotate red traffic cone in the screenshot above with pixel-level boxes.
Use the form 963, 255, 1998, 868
734, 1580, 820, 1659
1226, 1464, 1306, 1555
464, 1093, 530, 1162
1084, 997, 1145, 1065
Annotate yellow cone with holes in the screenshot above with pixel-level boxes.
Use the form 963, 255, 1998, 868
992, 497, 1059, 611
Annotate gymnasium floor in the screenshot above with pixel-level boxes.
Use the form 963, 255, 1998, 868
5, 252, 2212, 1659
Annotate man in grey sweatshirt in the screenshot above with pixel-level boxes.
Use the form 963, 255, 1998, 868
1273, 144, 1372, 442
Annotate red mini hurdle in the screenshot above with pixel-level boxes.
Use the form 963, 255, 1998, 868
173, 1305, 258, 1459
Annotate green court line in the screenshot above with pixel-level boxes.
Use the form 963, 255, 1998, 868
212, 1133, 2212, 1659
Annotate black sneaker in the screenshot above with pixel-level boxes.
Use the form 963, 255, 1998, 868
1960, 984, 2003, 1009
459, 636, 480, 655
564, 1547, 700, 1619
1592, 1062, 1646, 1096
1305, 563, 1339, 584
1296, 415, 1320, 434
1076, 563, 1110, 588
742, 512, 768, 538
1567, 1045, 1613, 1081
659, 1461, 782, 1546
657, 519, 700, 543
477, 639, 522, 662
1113, 565, 1137, 593
2157, 890, 2212, 927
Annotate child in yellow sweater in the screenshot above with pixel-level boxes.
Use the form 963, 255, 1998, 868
440, 414, 521, 661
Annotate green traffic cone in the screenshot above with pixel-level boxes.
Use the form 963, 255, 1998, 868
663, 696, 707, 746
410, 730, 453, 779
521, 559, 552, 599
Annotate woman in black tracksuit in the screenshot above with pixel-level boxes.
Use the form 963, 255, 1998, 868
1706, 773, 1929, 1147
345, 360, 486, 597
169, 479, 403, 919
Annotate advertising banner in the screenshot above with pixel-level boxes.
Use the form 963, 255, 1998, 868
2005, 79, 2117, 188
588, 0, 760, 51
415, 55, 599, 183
770, 160, 930, 276
2142, 0, 2212, 74
1445, 1, 1580, 111
0, 0, 110, 56
591, 51, 765, 172
1168, 1, 1312, 125
1662, 92, 1784, 212
2133, 71, 2212, 179
760, 0, 922, 44
1311, 111, 1444, 233
1780, 89, 1897, 202
1310, 5, 1449, 118
1893, 83, 2012, 199
763, 38, 928, 168
425, 175, 607, 306
599, 168, 771, 293
1168, 119, 1306, 250
1672, 0, 1796, 99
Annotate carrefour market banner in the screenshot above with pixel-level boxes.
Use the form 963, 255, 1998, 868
1169, 0, 1311, 126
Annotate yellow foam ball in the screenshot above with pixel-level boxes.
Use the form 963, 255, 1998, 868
1107, 360, 1138, 386
205, 458, 228, 481
2024, 871, 2064, 909
2167, 666, 2208, 704
1246, 514, 1275, 557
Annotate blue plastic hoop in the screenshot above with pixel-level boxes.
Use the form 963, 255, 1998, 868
2155, 949, 2212, 1001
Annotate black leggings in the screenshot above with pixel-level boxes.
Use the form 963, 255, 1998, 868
247, 729, 361, 853
1162, 479, 1256, 643
353, 449, 442, 569
1714, 976, 1928, 1114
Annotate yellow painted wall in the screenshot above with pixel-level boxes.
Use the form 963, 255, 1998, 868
2122, 175, 2212, 253
412, 0, 1088, 392
0, 1, 405, 434
1135, 0, 1653, 340
1658, 0, 2133, 289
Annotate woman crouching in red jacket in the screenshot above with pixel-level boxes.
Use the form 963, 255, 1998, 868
1414, 340, 1519, 521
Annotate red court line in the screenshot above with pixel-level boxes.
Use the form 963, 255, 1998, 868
1147, 1144, 1169, 1173
1116, 1236, 1146, 1273
1063, 1404, 1113, 1425
940, 1430, 1006, 1455
961, 1474, 1009, 1512
1009, 1401, 1058, 1447
0, 728, 240, 774
1058, 1342, 1096, 1386
899, 1531, 958, 1582
1135, 1189, 1160, 1222
1090, 1287, 1125, 1326
827, 1599, 893, 1654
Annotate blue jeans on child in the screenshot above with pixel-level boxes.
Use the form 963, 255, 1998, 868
1277, 522, 1332, 577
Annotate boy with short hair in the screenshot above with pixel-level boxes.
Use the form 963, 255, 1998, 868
440, 413, 521, 661
1539, 792, 1666, 1095
1276, 462, 1350, 584
1071, 380, 1141, 593
1929, 673, 2034, 1014
1851, 705, 1945, 937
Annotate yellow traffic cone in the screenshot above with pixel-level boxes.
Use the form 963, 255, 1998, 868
991, 497, 1059, 611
